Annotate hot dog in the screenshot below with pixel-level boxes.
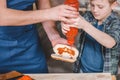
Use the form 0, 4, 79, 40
51, 44, 79, 63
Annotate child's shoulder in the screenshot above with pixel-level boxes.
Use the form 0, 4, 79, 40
83, 11, 93, 17
111, 11, 120, 19
109, 11, 120, 25
82, 11, 95, 22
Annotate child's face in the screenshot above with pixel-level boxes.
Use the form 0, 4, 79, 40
90, 0, 115, 22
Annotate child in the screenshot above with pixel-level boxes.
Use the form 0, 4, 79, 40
62, 0, 120, 75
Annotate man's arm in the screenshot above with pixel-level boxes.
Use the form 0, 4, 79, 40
0, 0, 78, 26
37, 0, 68, 46
0, 0, 53, 26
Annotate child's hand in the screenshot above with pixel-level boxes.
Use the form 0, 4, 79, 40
61, 15, 88, 35
61, 22, 70, 35
61, 17, 79, 35
69, 15, 87, 30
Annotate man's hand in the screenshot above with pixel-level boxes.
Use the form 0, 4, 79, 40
51, 37, 68, 47
46, 5, 79, 23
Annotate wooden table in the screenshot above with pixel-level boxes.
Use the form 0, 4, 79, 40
27, 73, 112, 80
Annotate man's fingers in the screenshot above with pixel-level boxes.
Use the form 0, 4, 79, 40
64, 5, 77, 11
62, 28, 67, 35
60, 17, 76, 24
62, 23, 70, 30
64, 11, 79, 18
65, 10, 79, 16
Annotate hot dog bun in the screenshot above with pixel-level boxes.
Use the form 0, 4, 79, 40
51, 44, 79, 63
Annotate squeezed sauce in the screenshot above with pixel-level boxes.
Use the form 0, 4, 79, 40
57, 47, 75, 56
64, 0, 79, 46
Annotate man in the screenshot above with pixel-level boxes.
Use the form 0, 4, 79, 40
0, 0, 78, 73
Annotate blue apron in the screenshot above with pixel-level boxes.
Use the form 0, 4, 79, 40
0, 0, 48, 73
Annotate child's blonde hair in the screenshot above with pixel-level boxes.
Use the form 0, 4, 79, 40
109, 0, 116, 4
90, 0, 116, 4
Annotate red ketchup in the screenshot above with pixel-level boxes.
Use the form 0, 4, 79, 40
64, 0, 79, 46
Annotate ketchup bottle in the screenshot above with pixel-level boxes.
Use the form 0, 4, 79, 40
64, 0, 79, 46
